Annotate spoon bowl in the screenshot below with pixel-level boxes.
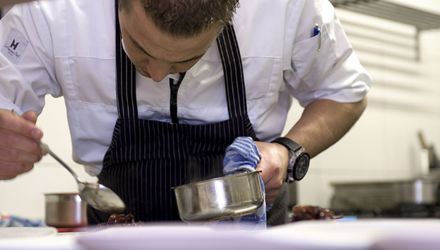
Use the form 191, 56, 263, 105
40, 142, 126, 213
78, 182, 126, 213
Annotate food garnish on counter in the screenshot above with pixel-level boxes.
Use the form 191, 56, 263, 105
106, 214, 136, 225
291, 205, 340, 222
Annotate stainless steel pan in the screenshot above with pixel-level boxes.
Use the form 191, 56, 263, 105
174, 171, 264, 222
45, 193, 87, 228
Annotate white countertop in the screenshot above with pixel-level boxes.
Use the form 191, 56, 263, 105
0, 229, 82, 250
1, 219, 440, 250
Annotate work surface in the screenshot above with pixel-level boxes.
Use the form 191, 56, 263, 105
0, 219, 439, 250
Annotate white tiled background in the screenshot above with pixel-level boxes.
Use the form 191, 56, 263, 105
1, 0, 440, 220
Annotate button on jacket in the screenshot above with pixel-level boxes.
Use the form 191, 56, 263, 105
0, 0, 371, 175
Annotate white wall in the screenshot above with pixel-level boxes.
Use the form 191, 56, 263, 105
291, 2, 440, 207
1, 0, 440, 220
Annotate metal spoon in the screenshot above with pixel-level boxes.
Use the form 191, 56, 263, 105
40, 142, 126, 213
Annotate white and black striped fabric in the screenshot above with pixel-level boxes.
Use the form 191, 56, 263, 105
87, 1, 257, 223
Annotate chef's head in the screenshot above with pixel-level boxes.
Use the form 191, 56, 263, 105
118, 0, 238, 82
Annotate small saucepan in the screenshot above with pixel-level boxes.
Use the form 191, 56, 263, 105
174, 171, 264, 222
45, 193, 88, 228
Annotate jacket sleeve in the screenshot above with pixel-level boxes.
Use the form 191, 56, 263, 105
0, 2, 60, 115
284, 0, 371, 107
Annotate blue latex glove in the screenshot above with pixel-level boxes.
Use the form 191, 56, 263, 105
223, 137, 267, 228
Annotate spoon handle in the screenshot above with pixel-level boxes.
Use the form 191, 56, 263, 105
40, 142, 82, 183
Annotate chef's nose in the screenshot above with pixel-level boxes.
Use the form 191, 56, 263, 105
146, 60, 172, 82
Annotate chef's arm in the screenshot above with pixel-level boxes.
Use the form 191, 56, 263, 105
285, 97, 367, 157
0, 3, 58, 180
256, 97, 367, 202
0, 2, 59, 114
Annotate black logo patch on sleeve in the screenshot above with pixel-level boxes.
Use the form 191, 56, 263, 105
2, 29, 29, 64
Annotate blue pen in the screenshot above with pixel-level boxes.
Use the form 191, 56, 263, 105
312, 24, 321, 51
312, 24, 321, 37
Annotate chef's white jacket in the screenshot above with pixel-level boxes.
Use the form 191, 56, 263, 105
0, 0, 371, 175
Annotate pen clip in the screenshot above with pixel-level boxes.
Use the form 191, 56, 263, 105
312, 24, 321, 51
312, 24, 321, 37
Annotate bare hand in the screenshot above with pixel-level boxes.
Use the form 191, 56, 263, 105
0, 109, 43, 180
255, 141, 289, 203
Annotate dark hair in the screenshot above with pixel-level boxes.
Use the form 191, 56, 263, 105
119, 0, 239, 37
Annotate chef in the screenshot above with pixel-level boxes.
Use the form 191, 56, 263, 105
0, 0, 371, 225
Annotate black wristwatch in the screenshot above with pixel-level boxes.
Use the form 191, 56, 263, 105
272, 137, 310, 182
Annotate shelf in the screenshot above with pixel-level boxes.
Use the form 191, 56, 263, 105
330, 0, 440, 31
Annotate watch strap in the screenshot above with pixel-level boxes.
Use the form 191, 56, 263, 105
271, 137, 302, 153
272, 137, 309, 182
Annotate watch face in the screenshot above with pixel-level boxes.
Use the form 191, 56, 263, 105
294, 154, 310, 181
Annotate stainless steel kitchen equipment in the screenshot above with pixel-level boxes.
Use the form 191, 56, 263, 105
40, 142, 126, 213
174, 171, 264, 221
331, 175, 440, 218
418, 130, 439, 170
45, 192, 87, 228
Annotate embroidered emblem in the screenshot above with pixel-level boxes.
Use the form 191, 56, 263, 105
1, 29, 29, 64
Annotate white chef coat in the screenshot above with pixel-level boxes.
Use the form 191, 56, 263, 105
0, 0, 371, 175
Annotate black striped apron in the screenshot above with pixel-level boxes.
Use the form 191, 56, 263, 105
87, 4, 258, 224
